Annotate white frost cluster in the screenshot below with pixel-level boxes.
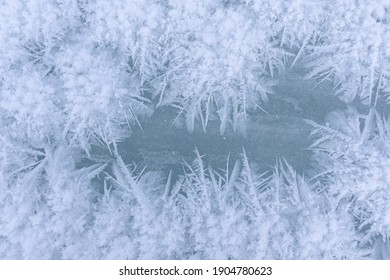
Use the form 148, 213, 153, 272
1, 0, 390, 259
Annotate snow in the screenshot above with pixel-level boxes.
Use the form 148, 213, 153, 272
1, 0, 390, 260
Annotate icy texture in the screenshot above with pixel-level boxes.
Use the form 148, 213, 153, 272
1, 0, 390, 259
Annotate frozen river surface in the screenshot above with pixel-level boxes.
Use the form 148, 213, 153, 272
117, 71, 345, 175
